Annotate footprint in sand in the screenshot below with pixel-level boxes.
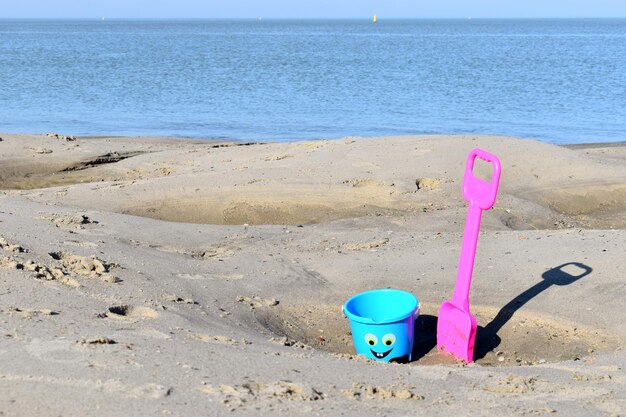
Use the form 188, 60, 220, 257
176, 272, 244, 281
101, 305, 158, 321
299, 140, 329, 150
201, 380, 324, 408
264, 154, 292, 161
0, 236, 27, 253
39, 213, 96, 230
151, 243, 239, 261
196, 244, 239, 260
28, 147, 53, 154
341, 238, 389, 251
415, 177, 452, 191
341, 178, 384, 188
79, 337, 117, 345
60, 240, 99, 248
0, 307, 59, 318
193, 334, 251, 346
341, 383, 424, 401
236, 295, 279, 309
0, 254, 80, 288
48, 251, 120, 283
161, 293, 198, 304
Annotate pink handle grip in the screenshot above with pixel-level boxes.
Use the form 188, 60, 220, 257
463, 148, 501, 210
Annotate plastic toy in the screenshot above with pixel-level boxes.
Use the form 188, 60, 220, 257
436, 148, 501, 362
343, 289, 419, 362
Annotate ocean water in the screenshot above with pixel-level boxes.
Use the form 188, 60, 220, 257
1, 18, 625, 144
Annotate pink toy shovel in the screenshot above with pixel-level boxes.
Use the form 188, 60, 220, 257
437, 148, 501, 362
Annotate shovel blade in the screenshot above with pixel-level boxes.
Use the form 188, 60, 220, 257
436, 301, 477, 363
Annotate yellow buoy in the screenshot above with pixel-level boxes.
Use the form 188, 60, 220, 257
373, 14, 377, 23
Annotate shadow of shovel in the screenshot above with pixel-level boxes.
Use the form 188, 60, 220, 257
473, 262, 593, 360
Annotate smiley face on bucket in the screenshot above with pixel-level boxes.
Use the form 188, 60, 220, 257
364, 332, 397, 359
349, 320, 414, 362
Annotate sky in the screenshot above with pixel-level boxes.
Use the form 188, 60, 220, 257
1, 0, 626, 19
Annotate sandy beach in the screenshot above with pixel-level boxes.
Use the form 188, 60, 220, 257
0, 133, 624, 416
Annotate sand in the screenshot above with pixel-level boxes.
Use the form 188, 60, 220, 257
0, 132, 624, 416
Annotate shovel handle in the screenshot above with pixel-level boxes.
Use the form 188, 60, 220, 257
463, 149, 501, 210
453, 149, 501, 311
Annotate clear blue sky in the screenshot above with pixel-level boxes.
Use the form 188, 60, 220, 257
1, 0, 625, 19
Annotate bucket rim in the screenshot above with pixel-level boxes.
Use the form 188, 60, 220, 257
343, 288, 418, 324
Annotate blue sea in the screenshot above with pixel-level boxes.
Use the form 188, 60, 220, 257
1, 19, 625, 144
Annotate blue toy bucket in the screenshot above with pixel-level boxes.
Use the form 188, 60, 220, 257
343, 289, 419, 362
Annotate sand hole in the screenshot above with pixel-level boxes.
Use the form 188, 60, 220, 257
104, 305, 158, 320
255, 303, 614, 366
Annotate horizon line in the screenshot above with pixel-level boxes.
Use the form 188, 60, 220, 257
1, 16, 626, 20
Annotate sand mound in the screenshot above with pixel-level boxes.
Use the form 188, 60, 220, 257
3, 134, 624, 229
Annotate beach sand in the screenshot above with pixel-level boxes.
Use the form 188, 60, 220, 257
0, 133, 624, 416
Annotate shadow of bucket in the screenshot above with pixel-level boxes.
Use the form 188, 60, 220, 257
343, 289, 419, 362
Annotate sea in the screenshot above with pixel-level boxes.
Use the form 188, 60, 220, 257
1, 18, 625, 144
